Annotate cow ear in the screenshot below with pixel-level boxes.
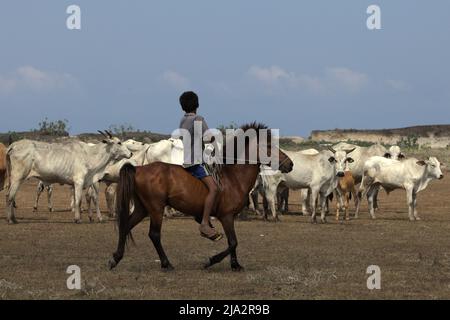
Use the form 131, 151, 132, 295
328, 157, 336, 163
416, 160, 426, 166
346, 157, 354, 163
398, 153, 406, 159
384, 153, 391, 158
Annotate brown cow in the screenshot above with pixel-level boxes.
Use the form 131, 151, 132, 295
335, 169, 358, 221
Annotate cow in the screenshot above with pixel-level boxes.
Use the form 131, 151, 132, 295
123, 139, 146, 152
283, 147, 355, 223
0, 143, 6, 191
356, 156, 444, 220
335, 161, 358, 221
100, 138, 184, 217
249, 149, 319, 221
276, 181, 289, 213
384, 145, 405, 160
331, 142, 404, 214
4, 132, 132, 224
248, 166, 286, 221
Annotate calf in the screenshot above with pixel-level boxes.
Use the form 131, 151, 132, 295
335, 168, 358, 221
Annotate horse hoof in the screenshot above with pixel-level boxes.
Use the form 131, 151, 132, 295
414, 216, 421, 221
232, 264, 244, 272
33, 207, 38, 213
108, 258, 117, 270
7, 219, 18, 225
74, 219, 81, 224
321, 218, 327, 224
162, 264, 174, 272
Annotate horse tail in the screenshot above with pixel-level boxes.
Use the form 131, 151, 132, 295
116, 163, 136, 245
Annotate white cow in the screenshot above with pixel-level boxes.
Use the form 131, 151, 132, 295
283, 147, 355, 223
33, 142, 100, 214
5, 134, 131, 224
249, 149, 319, 221
123, 139, 145, 152
331, 142, 404, 214
384, 145, 405, 160
356, 156, 444, 220
100, 138, 185, 217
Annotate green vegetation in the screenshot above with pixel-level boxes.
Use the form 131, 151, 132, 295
397, 134, 419, 149
34, 118, 69, 136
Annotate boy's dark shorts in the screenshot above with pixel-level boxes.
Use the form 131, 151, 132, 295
185, 164, 210, 179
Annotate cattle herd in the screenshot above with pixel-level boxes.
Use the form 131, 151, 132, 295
0, 132, 445, 225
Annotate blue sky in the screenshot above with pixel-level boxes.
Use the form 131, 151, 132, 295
0, 1, 449, 136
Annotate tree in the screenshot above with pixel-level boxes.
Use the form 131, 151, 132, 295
35, 118, 69, 136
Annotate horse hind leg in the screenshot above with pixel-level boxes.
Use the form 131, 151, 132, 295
109, 198, 148, 270
147, 204, 174, 271
204, 214, 242, 271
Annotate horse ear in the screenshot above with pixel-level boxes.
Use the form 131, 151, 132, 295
384, 153, 391, 159
416, 160, 426, 166
328, 157, 336, 163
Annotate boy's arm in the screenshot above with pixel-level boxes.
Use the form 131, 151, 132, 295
196, 115, 209, 134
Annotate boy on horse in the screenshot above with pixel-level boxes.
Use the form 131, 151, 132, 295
179, 91, 223, 241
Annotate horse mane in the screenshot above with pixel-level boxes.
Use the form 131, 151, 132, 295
239, 122, 269, 132
209, 122, 269, 188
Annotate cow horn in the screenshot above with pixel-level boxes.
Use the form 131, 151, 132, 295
105, 130, 113, 138
346, 147, 356, 154
97, 130, 107, 138
327, 146, 336, 153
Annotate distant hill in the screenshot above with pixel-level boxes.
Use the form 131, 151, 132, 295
0, 131, 170, 145
310, 125, 450, 148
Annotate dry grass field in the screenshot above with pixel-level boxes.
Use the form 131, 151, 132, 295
0, 175, 449, 300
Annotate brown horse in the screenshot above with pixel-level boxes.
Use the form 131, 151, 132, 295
108, 123, 294, 271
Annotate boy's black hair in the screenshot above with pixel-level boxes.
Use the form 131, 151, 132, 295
179, 91, 199, 113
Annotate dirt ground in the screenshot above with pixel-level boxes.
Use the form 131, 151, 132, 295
0, 176, 449, 300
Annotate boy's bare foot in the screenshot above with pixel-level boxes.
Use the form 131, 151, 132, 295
199, 224, 223, 242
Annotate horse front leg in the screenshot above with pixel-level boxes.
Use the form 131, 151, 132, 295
204, 214, 242, 271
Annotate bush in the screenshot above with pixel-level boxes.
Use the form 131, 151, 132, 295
34, 118, 69, 136
397, 134, 419, 149
108, 123, 137, 138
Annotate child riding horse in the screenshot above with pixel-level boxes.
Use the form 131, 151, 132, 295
108, 122, 293, 271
